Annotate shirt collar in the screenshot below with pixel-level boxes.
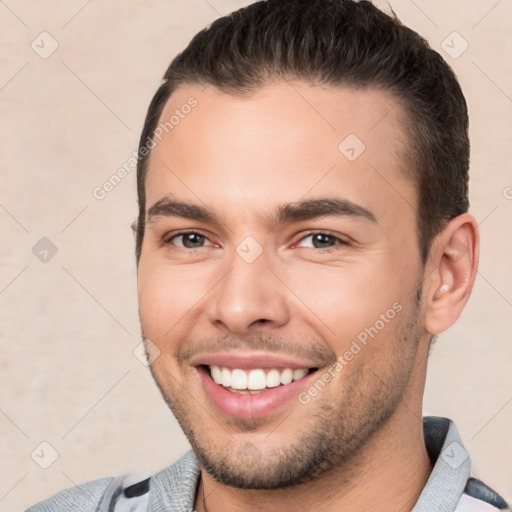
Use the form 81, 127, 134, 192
412, 416, 471, 511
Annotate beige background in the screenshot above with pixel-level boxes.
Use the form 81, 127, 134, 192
0, 0, 511, 509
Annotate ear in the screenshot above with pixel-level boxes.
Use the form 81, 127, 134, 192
423, 213, 479, 335
131, 220, 138, 239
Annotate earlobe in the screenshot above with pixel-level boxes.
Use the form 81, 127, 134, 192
424, 214, 479, 335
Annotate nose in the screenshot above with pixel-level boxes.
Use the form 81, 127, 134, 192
205, 248, 290, 335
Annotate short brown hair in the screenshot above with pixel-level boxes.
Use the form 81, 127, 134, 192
135, 0, 469, 264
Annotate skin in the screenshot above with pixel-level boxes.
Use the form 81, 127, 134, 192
136, 81, 479, 512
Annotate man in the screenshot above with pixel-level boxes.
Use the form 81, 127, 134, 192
28, 0, 509, 511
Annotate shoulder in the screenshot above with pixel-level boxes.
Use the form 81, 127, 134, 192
25, 451, 201, 512
25, 476, 114, 512
148, 450, 201, 509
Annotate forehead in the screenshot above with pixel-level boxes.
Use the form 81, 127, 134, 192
144, 81, 415, 223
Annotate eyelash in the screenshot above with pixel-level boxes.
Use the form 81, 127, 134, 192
164, 230, 350, 251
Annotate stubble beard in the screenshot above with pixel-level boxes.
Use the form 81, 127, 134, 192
145, 286, 424, 490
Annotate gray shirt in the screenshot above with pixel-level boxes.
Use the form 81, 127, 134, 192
26, 416, 509, 512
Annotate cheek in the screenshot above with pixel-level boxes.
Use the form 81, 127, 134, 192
137, 259, 205, 339
284, 261, 408, 353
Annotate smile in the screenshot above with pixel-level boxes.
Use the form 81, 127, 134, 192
208, 365, 312, 393
192, 354, 322, 419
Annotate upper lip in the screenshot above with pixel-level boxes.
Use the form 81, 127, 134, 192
189, 351, 321, 370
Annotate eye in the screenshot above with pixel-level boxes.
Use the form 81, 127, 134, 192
295, 232, 349, 250
165, 231, 215, 249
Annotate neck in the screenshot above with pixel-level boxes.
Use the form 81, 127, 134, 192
194, 404, 432, 512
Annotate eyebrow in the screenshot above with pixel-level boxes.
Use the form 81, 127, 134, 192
146, 196, 377, 227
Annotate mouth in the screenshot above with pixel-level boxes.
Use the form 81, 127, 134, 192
204, 365, 316, 394
192, 354, 322, 420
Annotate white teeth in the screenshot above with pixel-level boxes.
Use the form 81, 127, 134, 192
266, 369, 281, 388
293, 368, 308, 381
247, 369, 267, 390
221, 367, 231, 387
210, 365, 222, 384
280, 368, 294, 385
207, 365, 310, 391
230, 369, 248, 390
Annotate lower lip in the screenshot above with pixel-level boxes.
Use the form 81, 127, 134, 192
196, 366, 318, 420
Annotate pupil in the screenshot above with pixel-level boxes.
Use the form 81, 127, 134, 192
313, 234, 333, 248
184, 234, 204, 248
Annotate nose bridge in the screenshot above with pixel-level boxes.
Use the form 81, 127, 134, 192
207, 242, 289, 333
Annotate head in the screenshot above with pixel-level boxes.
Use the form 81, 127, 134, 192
135, 0, 478, 491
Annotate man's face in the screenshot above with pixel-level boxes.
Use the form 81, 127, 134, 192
137, 81, 428, 488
